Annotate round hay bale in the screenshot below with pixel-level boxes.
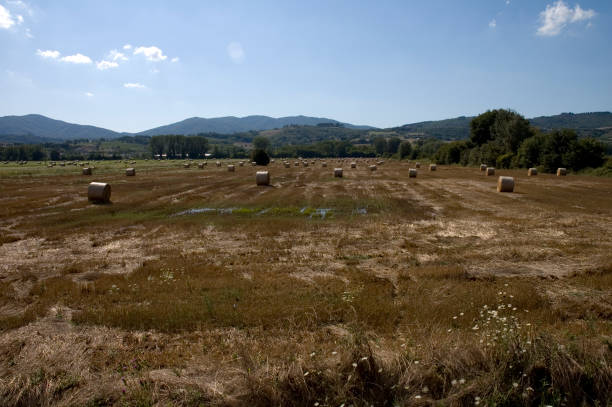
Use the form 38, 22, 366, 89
183, 163, 190, 168
351, 162, 356, 168
557, 168, 567, 176
429, 164, 437, 171
294, 161, 299, 166
239, 161, 244, 167
82, 167, 92, 175
369, 165, 377, 171
228, 165, 235, 172
270, 159, 275, 163
251, 161, 257, 166
88, 182, 111, 203
334, 168, 343, 177
528, 168, 538, 176
409, 168, 417, 178
497, 176, 515, 193
485, 167, 495, 176
216, 161, 221, 167
256, 171, 270, 186
415, 162, 421, 168
125, 168, 136, 176
322, 162, 327, 167
303, 162, 309, 167
284, 162, 290, 168
198, 163, 204, 169
480, 164, 487, 171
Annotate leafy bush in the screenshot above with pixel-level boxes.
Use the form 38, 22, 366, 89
251, 149, 270, 166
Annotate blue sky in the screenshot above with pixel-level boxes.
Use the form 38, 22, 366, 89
1, 0, 611, 132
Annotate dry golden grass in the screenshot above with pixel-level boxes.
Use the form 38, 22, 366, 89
0, 159, 611, 406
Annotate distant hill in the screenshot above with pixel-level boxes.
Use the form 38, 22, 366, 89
0, 114, 122, 142
138, 115, 373, 136
529, 112, 612, 130
2, 111, 611, 145
393, 116, 474, 140
393, 111, 612, 141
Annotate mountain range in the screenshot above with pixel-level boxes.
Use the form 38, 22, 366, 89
1, 112, 611, 144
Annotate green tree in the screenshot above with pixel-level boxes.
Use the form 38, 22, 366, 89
470, 110, 498, 146
399, 141, 412, 159
251, 149, 270, 165
387, 137, 401, 155
253, 136, 271, 151
373, 137, 387, 155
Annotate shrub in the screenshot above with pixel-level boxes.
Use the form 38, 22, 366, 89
251, 149, 270, 166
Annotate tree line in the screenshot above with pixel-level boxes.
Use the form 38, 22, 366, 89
431, 109, 606, 173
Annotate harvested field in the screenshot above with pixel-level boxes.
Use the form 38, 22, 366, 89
0, 159, 611, 406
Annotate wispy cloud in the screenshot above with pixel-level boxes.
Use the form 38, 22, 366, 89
109, 49, 128, 61
0, 5, 16, 29
6, 1, 33, 17
124, 82, 146, 89
171, 57, 179, 63
123, 44, 132, 50
134, 46, 167, 61
60, 53, 92, 64
25, 27, 33, 38
537, 1, 596, 36
489, 19, 497, 28
85, 92, 94, 97
36, 49, 60, 59
96, 60, 118, 70
227, 42, 245, 63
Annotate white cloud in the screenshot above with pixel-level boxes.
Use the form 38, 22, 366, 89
123, 44, 132, 50
96, 60, 118, 70
537, 1, 596, 36
36, 49, 60, 59
171, 57, 179, 63
109, 49, 128, 61
134, 46, 167, 61
16, 14, 23, 24
85, 92, 94, 97
60, 53, 92, 64
489, 19, 497, 28
227, 42, 245, 63
124, 82, 146, 89
0, 5, 15, 29
25, 27, 32, 38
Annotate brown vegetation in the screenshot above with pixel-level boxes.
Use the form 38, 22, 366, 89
0, 160, 610, 406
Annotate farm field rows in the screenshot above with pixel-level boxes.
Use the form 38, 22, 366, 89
0, 159, 611, 406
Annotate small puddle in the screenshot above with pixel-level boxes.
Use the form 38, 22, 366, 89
173, 206, 351, 219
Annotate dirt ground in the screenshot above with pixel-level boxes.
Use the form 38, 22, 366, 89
0, 159, 611, 406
